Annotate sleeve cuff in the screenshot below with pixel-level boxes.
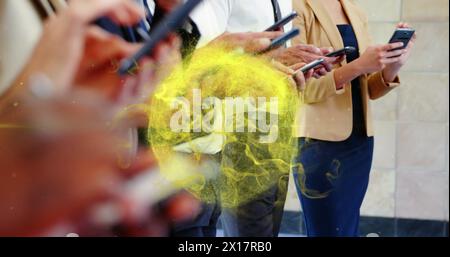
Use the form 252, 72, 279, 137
329, 70, 346, 95
379, 72, 401, 88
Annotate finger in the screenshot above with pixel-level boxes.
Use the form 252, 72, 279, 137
305, 69, 314, 80
297, 52, 324, 63
287, 76, 298, 90
295, 44, 322, 55
383, 49, 406, 58
245, 38, 272, 53
167, 34, 182, 49
320, 47, 334, 55
293, 72, 306, 90
85, 27, 140, 63
411, 32, 418, 43
99, 0, 145, 25
248, 31, 284, 40
322, 59, 335, 71
164, 192, 200, 222
381, 57, 402, 64
152, 42, 173, 64
272, 60, 295, 75
156, 0, 183, 12
290, 62, 307, 71
120, 149, 157, 178
69, 0, 144, 25
382, 42, 404, 51
317, 67, 328, 77
337, 54, 346, 62
398, 22, 410, 28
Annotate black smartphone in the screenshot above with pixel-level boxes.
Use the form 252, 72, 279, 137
265, 12, 298, 32
118, 0, 203, 75
326, 46, 357, 57
300, 58, 325, 73
388, 28, 415, 51
258, 29, 300, 54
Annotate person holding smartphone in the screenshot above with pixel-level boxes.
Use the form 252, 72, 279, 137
291, 0, 416, 237
0, 0, 202, 236
186, 0, 317, 238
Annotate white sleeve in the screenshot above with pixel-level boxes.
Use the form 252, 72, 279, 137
190, 0, 235, 47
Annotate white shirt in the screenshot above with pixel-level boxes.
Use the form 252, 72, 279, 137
136, 0, 155, 30
190, 0, 293, 47
171, 0, 294, 155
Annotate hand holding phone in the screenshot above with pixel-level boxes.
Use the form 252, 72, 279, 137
388, 28, 415, 51
118, 0, 203, 75
257, 29, 300, 54
326, 46, 357, 58
299, 58, 325, 73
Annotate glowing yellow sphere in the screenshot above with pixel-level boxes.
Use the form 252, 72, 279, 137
148, 46, 299, 208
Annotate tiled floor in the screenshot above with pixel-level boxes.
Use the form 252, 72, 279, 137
216, 230, 304, 237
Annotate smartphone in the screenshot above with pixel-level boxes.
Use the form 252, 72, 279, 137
258, 29, 300, 54
326, 46, 357, 57
118, 0, 203, 75
300, 58, 325, 73
265, 12, 298, 32
388, 28, 415, 51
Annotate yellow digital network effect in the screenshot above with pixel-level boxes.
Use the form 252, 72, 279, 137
148, 46, 300, 208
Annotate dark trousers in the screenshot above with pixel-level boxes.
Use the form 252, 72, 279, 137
170, 201, 221, 237
169, 155, 222, 237
221, 175, 289, 237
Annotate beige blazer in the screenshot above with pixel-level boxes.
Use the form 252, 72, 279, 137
292, 0, 400, 141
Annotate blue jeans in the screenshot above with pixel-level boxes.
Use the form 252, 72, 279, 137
293, 135, 374, 237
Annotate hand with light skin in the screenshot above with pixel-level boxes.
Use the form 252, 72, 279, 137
271, 44, 344, 79
0, 91, 199, 237
0, 93, 123, 236
332, 22, 416, 90
208, 31, 284, 54
1, 0, 181, 106
382, 22, 417, 82
272, 61, 314, 92
207, 32, 315, 91
13, 0, 144, 92
0, 0, 195, 237
156, 0, 183, 13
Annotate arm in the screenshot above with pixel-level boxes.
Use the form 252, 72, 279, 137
0, 0, 144, 109
368, 22, 416, 100
291, 10, 344, 104
292, 9, 406, 104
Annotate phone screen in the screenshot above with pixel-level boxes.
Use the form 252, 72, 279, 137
300, 58, 325, 73
389, 28, 415, 51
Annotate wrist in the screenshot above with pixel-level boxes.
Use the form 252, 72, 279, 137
349, 59, 366, 76
382, 66, 400, 83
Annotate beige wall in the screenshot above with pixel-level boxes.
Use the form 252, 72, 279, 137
0, 0, 43, 94
285, 0, 449, 222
